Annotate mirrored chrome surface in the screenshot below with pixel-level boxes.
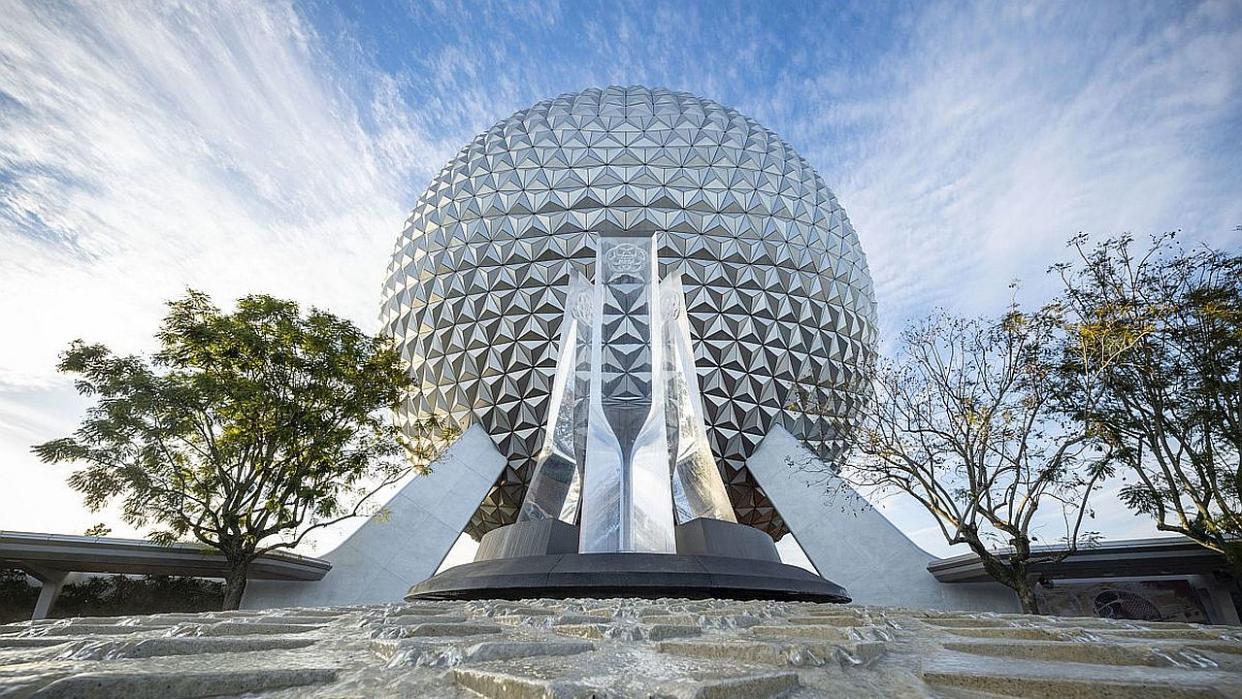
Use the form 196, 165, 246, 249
521, 234, 737, 554
579, 234, 675, 553
517, 273, 591, 523
661, 275, 738, 524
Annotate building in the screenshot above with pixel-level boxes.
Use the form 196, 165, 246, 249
135, 84, 1228, 623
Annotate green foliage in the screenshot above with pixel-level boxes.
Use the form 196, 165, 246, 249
0, 569, 39, 623
54, 574, 224, 618
33, 290, 455, 607
1053, 233, 1242, 571
0, 569, 222, 623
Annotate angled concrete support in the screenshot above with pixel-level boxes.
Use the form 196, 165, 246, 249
27, 567, 69, 620
242, 425, 508, 609
745, 427, 1018, 611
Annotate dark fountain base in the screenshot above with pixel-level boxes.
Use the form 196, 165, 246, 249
406, 518, 850, 603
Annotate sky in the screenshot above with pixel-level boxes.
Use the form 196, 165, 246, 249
1, 0, 1240, 559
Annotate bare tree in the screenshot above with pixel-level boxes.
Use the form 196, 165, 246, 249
803, 306, 1113, 613
1054, 233, 1241, 575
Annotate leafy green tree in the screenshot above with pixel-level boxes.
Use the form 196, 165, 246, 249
1053, 233, 1241, 575
34, 291, 455, 609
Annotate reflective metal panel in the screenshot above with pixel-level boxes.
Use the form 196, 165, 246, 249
521, 234, 737, 554
518, 273, 591, 523
661, 275, 738, 524
580, 234, 675, 553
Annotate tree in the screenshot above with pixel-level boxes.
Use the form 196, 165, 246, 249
807, 307, 1112, 613
83, 523, 112, 537
34, 291, 456, 609
1053, 233, 1241, 575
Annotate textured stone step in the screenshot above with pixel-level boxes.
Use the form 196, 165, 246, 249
1041, 618, 1147, 630
638, 606, 688, 617
942, 626, 1074, 641
269, 608, 347, 618
748, 624, 852, 640
1056, 618, 1196, 630
182, 622, 322, 636
659, 637, 885, 668
645, 624, 703, 640
452, 668, 590, 699
920, 617, 1011, 628
697, 607, 770, 618
53, 636, 318, 660
551, 614, 612, 626
21, 625, 163, 636
402, 622, 502, 637
253, 615, 336, 625
696, 614, 765, 630
786, 615, 866, 627
635, 614, 701, 625
922, 652, 1241, 698
15, 616, 133, 626
385, 614, 468, 626
374, 638, 596, 667
369, 638, 453, 665
551, 623, 609, 640
492, 606, 558, 617
799, 608, 865, 617
4, 599, 1240, 698
1189, 641, 1242, 656
452, 667, 799, 699
941, 639, 1208, 667
0, 638, 73, 648
1104, 628, 1242, 641
461, 640, 595, 663
660, 671, 799, 699
27, 668, 337, 699
660, 638, 825, 666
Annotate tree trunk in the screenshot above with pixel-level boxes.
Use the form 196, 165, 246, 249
970, 543, 1043, 615
1013, 577, 1042, 615
222, 560, 249, 610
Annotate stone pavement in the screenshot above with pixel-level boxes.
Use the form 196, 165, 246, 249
2, 598, 1241, 697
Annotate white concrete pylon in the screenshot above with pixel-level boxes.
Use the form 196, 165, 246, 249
28, 567, 68, 620
744, 426, 1018, 611
242, 425, 507, 609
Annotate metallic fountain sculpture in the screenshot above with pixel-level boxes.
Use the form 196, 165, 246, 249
406, 232, 849, 603
519, 232, 737, 554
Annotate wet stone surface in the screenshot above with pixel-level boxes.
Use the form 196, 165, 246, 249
1, 599, 1241, 697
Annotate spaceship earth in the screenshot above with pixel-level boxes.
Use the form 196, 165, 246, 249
380, 86, 878, 541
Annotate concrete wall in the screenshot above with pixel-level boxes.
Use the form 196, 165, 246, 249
747, 426, 1018, 612
243, 425, 507, 609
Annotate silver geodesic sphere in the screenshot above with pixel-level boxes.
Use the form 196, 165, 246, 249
380, 86, 877, 541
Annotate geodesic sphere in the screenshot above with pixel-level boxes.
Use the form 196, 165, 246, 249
380, 86, 878, 540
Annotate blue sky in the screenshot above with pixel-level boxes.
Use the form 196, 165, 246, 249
1, 0, 1239, 557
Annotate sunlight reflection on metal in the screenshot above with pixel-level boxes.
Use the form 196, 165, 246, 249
520, 233, 736, 553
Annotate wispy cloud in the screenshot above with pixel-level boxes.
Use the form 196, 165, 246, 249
0, 1, 449, 388
0, 0, 448, 539
1, 0, 1238, 550
831, 1, 1242, 335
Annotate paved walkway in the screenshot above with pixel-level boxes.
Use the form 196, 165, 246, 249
2, 598, 1240, 697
